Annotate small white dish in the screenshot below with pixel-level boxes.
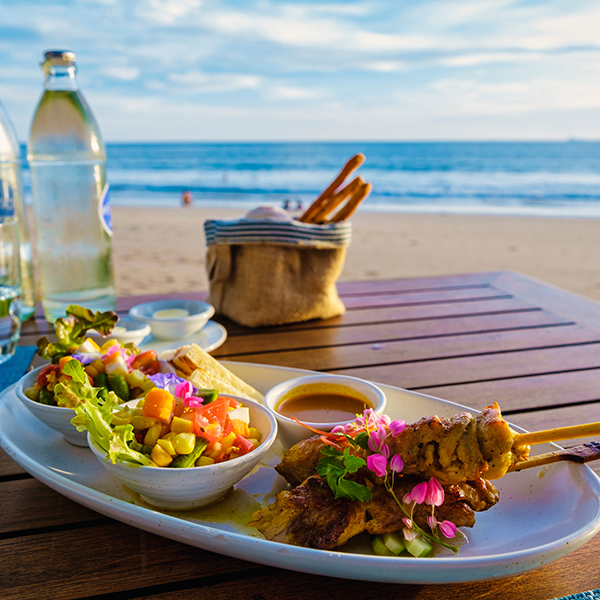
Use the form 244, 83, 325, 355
87, 395, 278, 510
16, 366, 88, 447
264, 373, 387, 450
139, 320, 227, 354
86, 318, 151, 348
129, 299, 215, 341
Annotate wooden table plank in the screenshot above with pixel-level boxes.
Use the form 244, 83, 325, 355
4, 271, 600, 600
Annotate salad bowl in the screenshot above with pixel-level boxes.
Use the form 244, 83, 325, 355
16, 366, 89, 446
86, 317, 151, 347
88, 395, 278, 510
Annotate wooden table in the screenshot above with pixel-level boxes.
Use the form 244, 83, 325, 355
2, 270, 600, 599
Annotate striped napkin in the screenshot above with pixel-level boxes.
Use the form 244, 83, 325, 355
550, 590, 600, 600
204, 217, 352, 248
0, 346, 37, 392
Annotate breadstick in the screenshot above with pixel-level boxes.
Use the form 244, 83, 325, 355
515, 422, 600, 447
310, 177, 363, 224
329, 182, 372, 222
299, 153, 365, 223
507, 441, 600, 473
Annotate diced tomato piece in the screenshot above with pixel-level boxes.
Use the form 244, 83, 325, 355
131, 350, 160, 374
193, 396, 230, 443
36, 364, 60, 387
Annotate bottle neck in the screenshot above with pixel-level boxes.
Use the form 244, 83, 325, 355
44, 65, 78, 91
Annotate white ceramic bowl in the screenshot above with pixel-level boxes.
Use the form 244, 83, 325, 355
129, 299, 215, 341
86, 318, 151, 347
264, 374, 387, 450
87, 395, 278, 510
16, 366, 88, 446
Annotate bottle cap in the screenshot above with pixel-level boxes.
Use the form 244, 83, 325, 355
41, 50, 76, 75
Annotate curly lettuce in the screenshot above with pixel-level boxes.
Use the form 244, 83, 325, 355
58, 360, 152, 466
37, 305, 119, 363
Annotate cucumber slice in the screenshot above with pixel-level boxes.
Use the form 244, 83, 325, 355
383, 532, 406, 556
404, 535, 433, 558
371, 535, 394, 556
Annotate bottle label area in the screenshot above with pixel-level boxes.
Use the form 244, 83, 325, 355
0, 179, 15, 218
99, 183, 112, 236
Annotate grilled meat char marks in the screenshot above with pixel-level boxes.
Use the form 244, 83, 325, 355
249, 476, 367, 549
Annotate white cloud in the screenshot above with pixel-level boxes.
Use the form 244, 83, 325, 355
136, 0, 203, 25
169, 70, 263, 92
102, 66, 140, 81
265, 85, 323, 100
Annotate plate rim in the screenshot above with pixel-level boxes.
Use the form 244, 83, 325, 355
139, 319, 227, 354
1, 360, 600, 584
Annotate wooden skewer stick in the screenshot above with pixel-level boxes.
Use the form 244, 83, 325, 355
514, 422, 600, 447
310, 176, 364, 224
507, 441, 600, 473
329, 182, 372, 222
298, 153, 365, 223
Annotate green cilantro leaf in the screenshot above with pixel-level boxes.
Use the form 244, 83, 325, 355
316, 445, 371, 502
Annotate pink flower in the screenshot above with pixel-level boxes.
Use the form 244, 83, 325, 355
402, 517, 413, 529
410, 481, 428, 504
390, 453, 404, 473
175, 381, 194, 400
367, 453, 387, 477
427, 515, 438, 530
425, 478, 444, 507
439, 520, 457, 538
331, 425, 345, 434
368, 426, 389, 456
402, 492, 413, 504
403, 528, 419, 542
389, 420, 406, 437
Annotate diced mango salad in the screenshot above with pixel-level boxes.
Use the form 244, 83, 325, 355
24, 337, 160, 408
112, 386, 262, 467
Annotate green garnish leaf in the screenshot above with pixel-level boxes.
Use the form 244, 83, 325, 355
37, 305, 119, 363
316, 446, 371, 502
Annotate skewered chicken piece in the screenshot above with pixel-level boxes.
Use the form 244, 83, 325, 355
277, 403, 600, 486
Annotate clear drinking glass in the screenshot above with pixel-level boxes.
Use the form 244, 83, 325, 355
0, 217, 22, 363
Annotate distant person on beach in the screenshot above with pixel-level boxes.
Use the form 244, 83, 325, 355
283, 199, 291, 210
181, 190, 193, 206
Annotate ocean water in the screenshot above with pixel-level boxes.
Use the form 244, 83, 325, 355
23, 141, 600, 217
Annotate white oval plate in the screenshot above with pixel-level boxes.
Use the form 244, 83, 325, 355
1, 361, 599, 584
138, 319, 227, 354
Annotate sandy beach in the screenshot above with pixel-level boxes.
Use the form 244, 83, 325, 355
109, 206, 600, 304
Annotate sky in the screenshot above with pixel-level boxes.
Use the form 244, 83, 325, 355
1, 0, 600, 142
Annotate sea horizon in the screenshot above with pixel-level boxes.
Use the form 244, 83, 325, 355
21, 140, 600, 218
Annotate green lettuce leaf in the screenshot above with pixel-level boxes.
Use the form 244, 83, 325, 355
37, 305, 119, 363
59, 361, 153, 466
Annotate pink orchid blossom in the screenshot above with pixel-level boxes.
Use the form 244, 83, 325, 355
410, 481, 428, 504
389, 420, 406, 437
425, 478, 444, 507
175, 381, 194, 400
390, 453, 404, 473
367, 453, 387, 478
439, 520, 457, 538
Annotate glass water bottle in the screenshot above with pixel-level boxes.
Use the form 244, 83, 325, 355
27, 50, 116, 322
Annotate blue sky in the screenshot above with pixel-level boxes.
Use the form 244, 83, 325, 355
1, 0, 599, 142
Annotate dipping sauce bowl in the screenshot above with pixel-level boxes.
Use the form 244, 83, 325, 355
264, 374, 386, 450
129, 299, 215, 340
